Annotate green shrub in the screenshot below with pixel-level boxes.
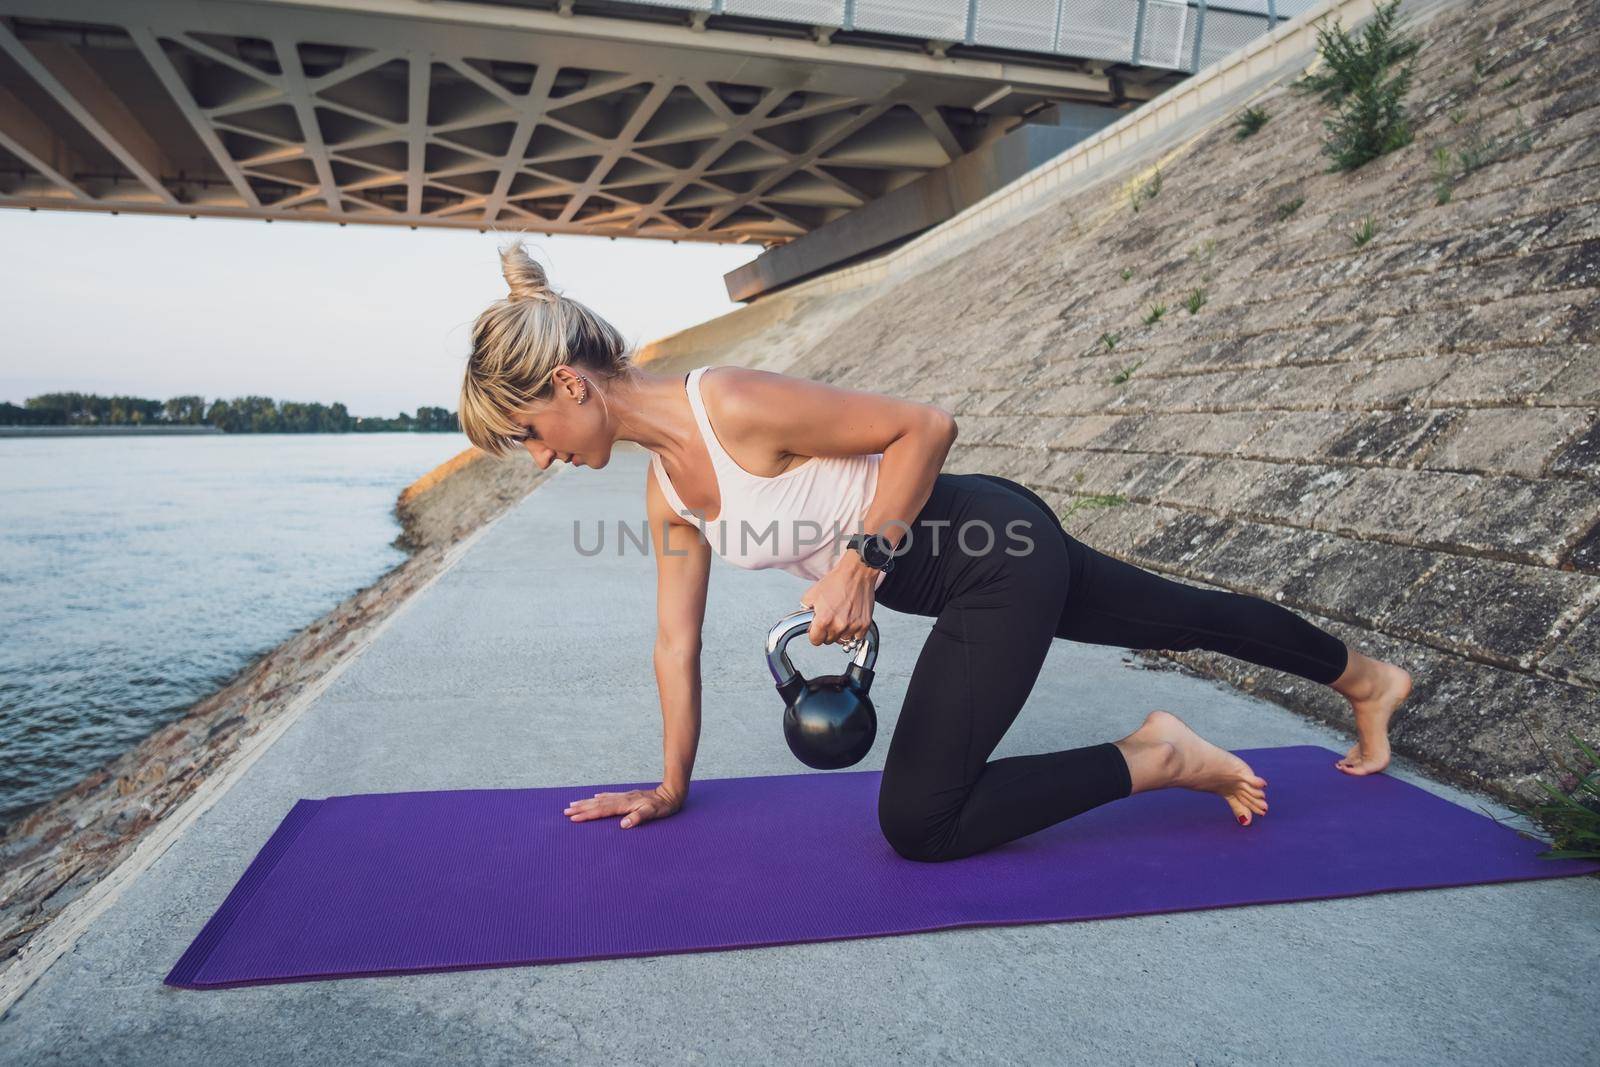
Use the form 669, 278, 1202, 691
1323, 73, 1415, 170
1275, 196, 1305, 221
1295, 0, 1421, 171
1294, 0, 1420, 105
1143, 303, 1167, 325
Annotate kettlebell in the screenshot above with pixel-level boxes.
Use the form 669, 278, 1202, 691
764, 608, 880, 770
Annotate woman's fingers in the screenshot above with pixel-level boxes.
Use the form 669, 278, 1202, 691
564, 792, 629, 820
566, 790, 668, 822
564, 795, 598, 814
807, 609, 853, 645
564, 790, 679, 828
624, 798, 662, 828
809, 616, 870, 647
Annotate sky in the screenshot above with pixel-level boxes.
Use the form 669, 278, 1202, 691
0, 208, 762, 419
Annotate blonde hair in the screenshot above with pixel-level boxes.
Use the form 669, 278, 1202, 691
458, 239, 634, 457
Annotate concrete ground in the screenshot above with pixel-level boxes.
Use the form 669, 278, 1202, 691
3, 449, 1596, 1065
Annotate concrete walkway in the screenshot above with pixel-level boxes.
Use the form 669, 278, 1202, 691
4, 449, 1596, 1065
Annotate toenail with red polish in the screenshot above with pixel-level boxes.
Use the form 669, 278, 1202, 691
1238, 815, 1247, 824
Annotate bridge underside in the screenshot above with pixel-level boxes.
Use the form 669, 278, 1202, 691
0, 0, 1200, 245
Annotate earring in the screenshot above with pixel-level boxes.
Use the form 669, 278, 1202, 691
578, 375, 588, 404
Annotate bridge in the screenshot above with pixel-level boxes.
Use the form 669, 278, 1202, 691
0, 0, 1309, 294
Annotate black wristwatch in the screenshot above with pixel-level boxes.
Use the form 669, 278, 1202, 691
844, 532, 897, 574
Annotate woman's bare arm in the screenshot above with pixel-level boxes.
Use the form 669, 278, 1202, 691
646, 463, 712, 799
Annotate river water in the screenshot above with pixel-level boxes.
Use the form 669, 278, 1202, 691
0, 432, 473, 835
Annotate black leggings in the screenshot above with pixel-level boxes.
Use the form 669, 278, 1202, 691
870, 472, 1350, 863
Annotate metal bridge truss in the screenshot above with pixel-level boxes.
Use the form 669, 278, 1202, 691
0, 0, 1303, 244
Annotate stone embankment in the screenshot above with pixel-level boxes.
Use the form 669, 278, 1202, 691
0, 447, 547, 966
773, 0, 1597, 804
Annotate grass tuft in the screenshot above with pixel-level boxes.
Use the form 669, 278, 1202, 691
1234, 105, 1271, 140
1429, 111, 1533, 205
1060, 493, 1127, 520
1128, 168, 1163, 213
1110, 358, 1145, 385
1510, 733, 1600, 861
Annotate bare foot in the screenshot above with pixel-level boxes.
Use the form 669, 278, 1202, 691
1117, 710, 1270, 826
1331, 652, 1412, 776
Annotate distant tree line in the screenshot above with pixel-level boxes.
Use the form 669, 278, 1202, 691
0, 392, 459, 433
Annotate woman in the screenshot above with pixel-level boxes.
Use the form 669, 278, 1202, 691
459, 242, 1413, 863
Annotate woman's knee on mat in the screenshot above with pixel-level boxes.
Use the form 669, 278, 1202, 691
877, 787, 966, 863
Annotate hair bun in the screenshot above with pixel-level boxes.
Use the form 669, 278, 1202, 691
500, 239, 553, 303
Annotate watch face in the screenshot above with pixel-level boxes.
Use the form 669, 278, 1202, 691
860, 535, 891, 569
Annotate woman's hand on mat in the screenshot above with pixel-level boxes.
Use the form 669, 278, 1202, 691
563, 785, 683, 829
799, 554, 878, 648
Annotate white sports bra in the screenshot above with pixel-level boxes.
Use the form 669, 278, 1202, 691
650, 366, 886, 589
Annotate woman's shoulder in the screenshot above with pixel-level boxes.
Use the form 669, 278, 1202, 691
698, 367, 814, 472
698, 365, 802, 418
698, 366, 767, 432
699, 364, 793, 390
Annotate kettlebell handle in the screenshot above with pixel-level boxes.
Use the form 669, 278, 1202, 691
765, 608, 879, 687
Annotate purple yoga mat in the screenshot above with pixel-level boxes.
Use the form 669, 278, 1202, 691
166, 745, 1598, 989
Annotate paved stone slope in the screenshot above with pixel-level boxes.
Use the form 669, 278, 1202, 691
784, 0, 1598, 804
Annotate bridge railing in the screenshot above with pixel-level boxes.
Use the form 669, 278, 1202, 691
619, 0, 1320, 72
